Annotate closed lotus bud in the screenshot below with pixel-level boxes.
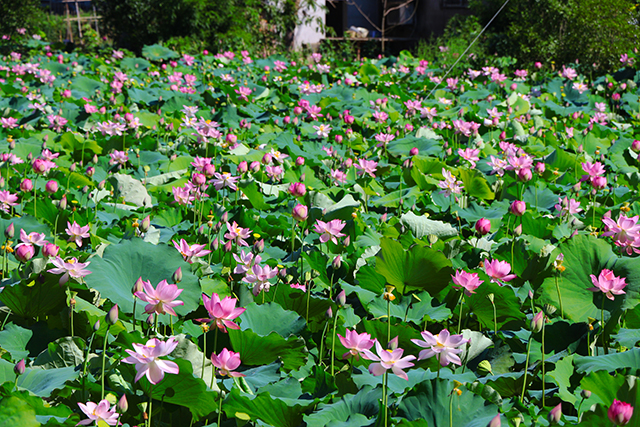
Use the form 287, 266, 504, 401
20, 178, 33, 192
203, 164, 215, 178
14, 359, 26, 376
59, 195, 67, 210
15, 244, 34, 262
226, 134, 237, 144
98, 180, 105, 190
250, 161, 260, 173
488, 414, 501, 427
262, 153, 272, 164
69, 162, 76, 173
192, 173, 206, 186
173, 267, 182, 283
288, 182, 306, 197
117, 394, 128, 413
332, 255, 342, 270
335, 135, 343, 143
477, 360, 493, 376
581, 389, 592, 399
211, 237, 219, 250
632, 140, 640, 153
140, 215, 151, 233
475, 218, 491, 235
530, 311, 544, 333
548, 403, 562, 424
343, 235, 350, 246
410, 147, 419, 156
253, 239, 264, 253
387, 336, 399, 350
514, 224, 523, 236
486, 293, 495, 303
9, 140, 15, 150
517, 168, 532, 182
45, 180, 58, 194
32, 158, 47, 174
5, 223, 14, 239
336, 290, 346, 306
326, 307, 333, 319
106, 304, 119, 325
92, 154, 99, 164
296, 157, 305, 166
292, 204, 308, 222
535, 162, 546, 175
237, 161, 248, 174
592, 176, 607, 190
93, 320, 100, 331
43, 243, 59, 258
405, 123, 414, 132
510, 200, 526, 216
133, 277, 144, 294
224, 240, 233, 252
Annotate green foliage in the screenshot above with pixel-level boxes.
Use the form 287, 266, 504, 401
0, 0, 41, 38
470, 0, 640, 72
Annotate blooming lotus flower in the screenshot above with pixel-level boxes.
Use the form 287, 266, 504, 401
48, 257, 91, 283
411, 329, 469, 366
355, 159, 378, 177
198, 293, 245, 332
602, 214, 640, 254
314, 124, 331, 138
211, 172, 239, 191
66, 221, 90, 248
242, 264, 278, 295
451, 270, 484, 296
608, 399, 634, 426
19, 229, 48, 246
0, 190, 18, 213
361, 339, 416, 380
484, 259, 516, 285
233, 250, 260, 274
438, 169, 463, 197
122, 337, 179, 384
224, 221, 252, 247
588, 269, 627, 300
77, 399, 119, 426
314, 219, 346, 244
109, 150, 129, 166
337, 329, 375, 360
458, 148, 480, 168
211, 348, 245, 377
172, 238, 211, 263
554, 197, 582, 217
134, 279, 184, 321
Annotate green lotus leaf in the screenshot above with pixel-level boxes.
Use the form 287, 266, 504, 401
0, 323, 32, 361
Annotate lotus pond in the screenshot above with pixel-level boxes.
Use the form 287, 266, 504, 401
0, 39, 639, 427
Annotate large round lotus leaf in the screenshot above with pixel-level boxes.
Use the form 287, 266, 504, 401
85, 238, 200, 320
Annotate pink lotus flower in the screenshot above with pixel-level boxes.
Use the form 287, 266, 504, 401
48, 256, 91, 283
484, 259, 517, 285
555, 197, 582, 217
211, 348, 245, 377
109, 150, 129, 166
242, 264, 278, 295
362, 339, 416, 380
172, 238, 211, 263
337, 329, 375, 360
314, 219, 346, 244
355, 159, 378, 177
14, 244, 35, 262
438, 169, 464, 197
122, 337, 179, 384
233, 249, 260, 274
602, 214, 640, 255
211, 172, 239, 191
588, 269, 627, 300
451, 270, 484, 296
0, 190, 18, 213
134, 279, 184, 321
77, 399, 119, 426
411, 329, 469, 366
198, 293, 245, 332
475, 218, 491, 235
66, 221, 90, 247
19, 229, 48, 246
608, 399, 634, 426
458, 148, 480, 168
224, 222, 252, 247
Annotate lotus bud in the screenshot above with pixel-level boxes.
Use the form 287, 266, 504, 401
117, 394, 128, 413
224, 240, 233, 252
27, 153, 33, 161
20, 178, 33, 192
173, 267, 182, 283
510, 200, 526, 216
9, 140, 15, 150
475, 218, 491, 235
332, 255, 342, 270
98, 180, 105, 190
14, 359, 26, 376
283, 116, 291, 124
486, 293, 495, 303
59, 195, 67, 210
292, 204, 308, 222
296, 157, 305, 166
43, 243, 59, 258
250, 161, 260, 172
632, 140, 640, 153
140, 215, 151, 233
133, 277, 144, 294
69, 162, 76, 173
427, 234, 438, 245
608, 399, 634, 426
5, 223, 14, 239
262, 153, 273, 164
402, 159, 413, 169
517, 168, 532, 182
336, 290, 346, 306
325, 307, 333, 319
343, 235, 350, 246
237, 161, 248, 174
548, 403, 562, 424
410, 147, 419, 156
106, 304, 119, 325
226, 134, 237, 144
530, 311, 544, 333
387, 336, 399, 350
86, 166, 95, 177
544, 303, 557, 316
581, 389, 591, 399
514, 224, 522, 236
477, 360, 493, 376
15, 244, 34, 262
253, 239, 264, 253
45, 180, 58, 194
288, 182, 306, 197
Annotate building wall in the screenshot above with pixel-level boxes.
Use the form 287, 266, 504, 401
294, 0, 327, 48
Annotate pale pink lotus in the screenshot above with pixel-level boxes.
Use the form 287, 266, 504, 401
48, 256, 91, 283
122, 337, 179, 384
134, 279, 184, 321
361, 339, 416, 380
484, 259, 517, 285
66, 221, 90, 247
588, 269, 627, 300
77, 399, 119, 426
411, 329, 469, 366
314, 219, 346, 244
172, 238, 211, 263
451, 270, 484, 296
602, 214, 640, 254
224, 221, 252, 247
19, 229, 48, 246
211, 348, 245, 377
337, 329, 375, 360
198, 293, 245, 332
242, 264, 279, 295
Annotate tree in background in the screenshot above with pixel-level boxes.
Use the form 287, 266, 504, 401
0, 0, 42, 38
470, 0, 640, 72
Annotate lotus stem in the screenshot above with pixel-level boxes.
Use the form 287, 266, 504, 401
132, 299, 137, 333
211, 328, 218, 389
555, 276, 564, 319
318, 316, 329, 367
382, 370, 388, 427
520, 335, 532, 402
449, 386, 455, 427
216, 390, 223, 427
147, 385, 153, 427
101, 324, 111, 399
201, 327, 207, 380
331, 307, 339, 377
601, 298, 607, 355
457, 293, 464, 335
541, 318, 546, 407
